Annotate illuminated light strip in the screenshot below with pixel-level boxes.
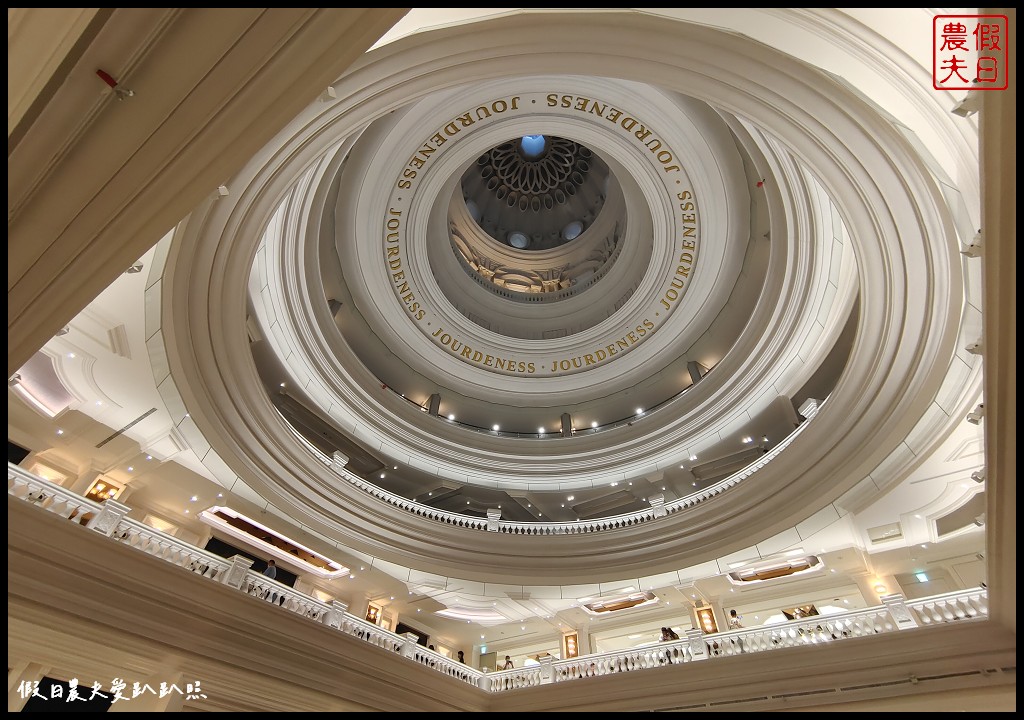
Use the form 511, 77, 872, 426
199, 506, 349, 577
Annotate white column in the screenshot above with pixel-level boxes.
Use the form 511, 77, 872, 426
685, 629, 708, 661
86, 499, 132, 536
881, 594, 919, 630
538, 655, 554, 684
486, 508, 501, 532
221, 555, 254, 589
400, 632, 421, 658
325, 600, 349, 629
649, 493, 666, 518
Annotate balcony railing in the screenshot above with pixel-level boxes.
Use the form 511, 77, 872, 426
9, 461, 989, 693
294, 407, 817, 536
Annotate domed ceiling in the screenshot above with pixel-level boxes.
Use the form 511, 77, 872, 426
155, 11, 976, 584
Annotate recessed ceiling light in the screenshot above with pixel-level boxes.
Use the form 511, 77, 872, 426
480, 634, 485, 639
380, 473, 385, 478
127, 466, 134, 472
190, 495, 198, 501
393, 465, 398, 470
428, 492, 432, 496
184, 509, 189, 514
690, 455, 697, 461
521, 626, 526, 630
538, 427, 545, 434
67, 353, 76, 359
56, 429, 64, 435
526, 503, 531, 507
914, 514, 922, 519
390, 596, 395, 600
661, 486, 666, 491
349, 574, 355, 579
692, 482, 697, 486
417, 608, 421, 612
360, 566, 365, 571
567, 495, 574, 501
217, 493, 223, 498
830, 568, 837, 573
448, 414, 455, 420
591, 421, 598, 428
636, 408, 644, 415
95, 400, 102, 406
492, 424, 500, 431
146, 455, 153, 460
611, 482, 617, 487
279, 382, 286, 387
628, 482, 632, 486
561, 504, 565, 507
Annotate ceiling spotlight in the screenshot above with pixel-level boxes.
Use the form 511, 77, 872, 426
190, 495, 198, 502
538, 427, 545, 434
380, 473, 385, 478
690, 455, 697, 461
279, 382, 286, 387
127, 466, 134, 472
566, 495, 574, 501
635, 408, 644, 416
492, 424, 500, 431
56, 429, 64, 435
448, 414, 455, 420
146, 455, 153, 460
526, 503, 531, 507
217, 493, 223, 498
184, 509, 189, 514
393, 465, 398, 470
591, 421, 598, 428
67, 352, 76, 359
349, 575, 355, 579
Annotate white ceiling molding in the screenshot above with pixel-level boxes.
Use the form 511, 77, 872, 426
148, 12, 979, 588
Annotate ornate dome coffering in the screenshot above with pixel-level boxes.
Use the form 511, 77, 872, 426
464, 134, 608, 252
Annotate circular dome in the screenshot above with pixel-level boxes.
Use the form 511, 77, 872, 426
462, 135, 608, 251
159, 11, 972, 586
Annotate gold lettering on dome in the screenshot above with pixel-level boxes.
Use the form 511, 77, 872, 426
397, 95, 521, 191
386, 93, 700, 376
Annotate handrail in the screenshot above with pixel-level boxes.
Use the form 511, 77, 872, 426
9, 462, 988, 694
312, 406, 815, 536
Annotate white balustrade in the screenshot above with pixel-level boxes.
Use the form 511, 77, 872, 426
314, 398, 819, 537
7, 462, 990, 693
706, 609, 898, 658
113, 518, 233, 581
241, 572, 331, 622
8, 463, 101, 524
487, 667, 544, 690
409, 646, 478, 686
907, 588, 989, 625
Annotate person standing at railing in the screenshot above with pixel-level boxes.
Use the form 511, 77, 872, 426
728, 610, 745, 653
262, 559, 277, 579
500, 655, 514, 670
